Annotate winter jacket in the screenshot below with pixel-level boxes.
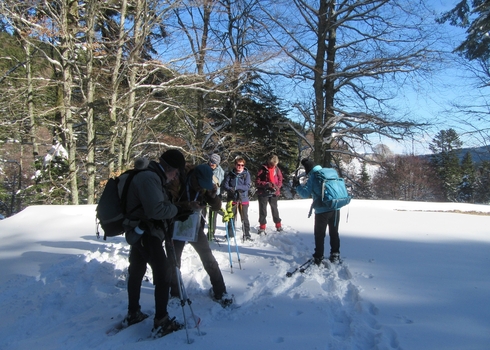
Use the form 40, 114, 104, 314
168, 166, 222, 213
117, 160, 178, 241
255, 164, 283, 197
295, 165, 335, 214
222, 168, 251, 203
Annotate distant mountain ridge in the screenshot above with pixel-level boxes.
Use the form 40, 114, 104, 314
455, 145, 490, 163
419, 145, 490, 164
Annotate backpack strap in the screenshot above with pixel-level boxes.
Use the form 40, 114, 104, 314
120, 169, 147, 216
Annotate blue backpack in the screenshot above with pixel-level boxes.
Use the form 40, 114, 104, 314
308, 168, 351, 217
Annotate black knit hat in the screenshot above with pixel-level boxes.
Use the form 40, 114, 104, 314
160, 149, 186, 169
301, 158, 315, 175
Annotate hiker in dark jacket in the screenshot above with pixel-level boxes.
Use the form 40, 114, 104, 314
255, 154, 283, 234
168, 164, 232, 305
294, 158, 341, 265
222, 156, 252, 241
117, 149, 187, 336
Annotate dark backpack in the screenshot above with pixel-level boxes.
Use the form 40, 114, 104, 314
96, 169, 147, 240
309, 168, 351, 217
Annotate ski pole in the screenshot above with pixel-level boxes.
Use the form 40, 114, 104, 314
225, 221, 234, 273
175, 265, 201, 336
230, 219, 242, 270
286, 258, 313, 277
167, 239, 201, 342
165, 239, 190, 343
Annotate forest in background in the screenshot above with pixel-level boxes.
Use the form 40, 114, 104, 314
1, 0, 489, 217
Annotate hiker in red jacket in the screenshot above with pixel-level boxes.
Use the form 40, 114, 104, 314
255, 154, 283, 234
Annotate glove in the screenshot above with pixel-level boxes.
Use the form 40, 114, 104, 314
228, 189, 235, 199
189, 201, 205, 210
292, 176, 300, 188
174, 206, 193, 222
222, 201, 234, 223
209, 184, 218, 198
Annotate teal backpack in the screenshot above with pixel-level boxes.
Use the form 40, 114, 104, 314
308, 168, 351, 217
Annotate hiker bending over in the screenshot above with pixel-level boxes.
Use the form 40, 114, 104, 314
293, 158, 341, 265
168, 164, 232, 306
118, 149, 187, 337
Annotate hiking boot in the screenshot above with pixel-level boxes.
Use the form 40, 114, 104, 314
152, 314, 184, 338
210, 288, 234, 308
243, 234, 253, 242
329, 252, 341, 264
258, 224, 266, 235
276, 226, 283, 232
123, 309, 149, 327
313, 255, 324, 266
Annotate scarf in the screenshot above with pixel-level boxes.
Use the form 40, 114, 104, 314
268, 166, 275, 184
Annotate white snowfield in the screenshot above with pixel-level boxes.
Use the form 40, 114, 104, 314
0, 199, 489, 350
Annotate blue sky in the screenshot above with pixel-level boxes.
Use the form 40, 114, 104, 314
373, 0, 489, 155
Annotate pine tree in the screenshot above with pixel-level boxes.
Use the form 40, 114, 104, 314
438, 0, 490, 62
458, 152, 476, 202
355, 162, 373, 199
429, 129, 463, 202
474, 161, 490, 204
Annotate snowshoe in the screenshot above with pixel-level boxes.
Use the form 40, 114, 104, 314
152, 315, 184, 338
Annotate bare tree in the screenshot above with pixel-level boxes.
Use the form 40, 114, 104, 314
259, 0, 441, 166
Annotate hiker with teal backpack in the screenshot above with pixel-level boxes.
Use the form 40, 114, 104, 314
293, 158, 351, 266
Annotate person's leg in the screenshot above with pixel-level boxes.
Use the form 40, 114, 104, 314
168, 239, 185, 297
190, 225, 227, 298
127, 243, 148, 314
327, 210, 340, 254
269, 197, 282, 230
313, 211, 329, 261
257, 196, 268, 226
146, 235, 170, 321
240, 203, 251, 237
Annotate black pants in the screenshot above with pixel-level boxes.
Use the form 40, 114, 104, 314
257, 196, 281, 226
313, 210, 340, 259
171, 218, 226, 298
227, 202, 250, 236
127, 234, 170, 320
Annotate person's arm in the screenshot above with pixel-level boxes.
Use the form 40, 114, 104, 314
276, 167, 283, 189
296, 174, 314, 199
255, 167, 268, 189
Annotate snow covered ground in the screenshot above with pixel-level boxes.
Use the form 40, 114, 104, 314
0, 199, 489, 350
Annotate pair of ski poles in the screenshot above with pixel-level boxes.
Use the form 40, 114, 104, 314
166, 238, 201, 344
225, 216, 242, 273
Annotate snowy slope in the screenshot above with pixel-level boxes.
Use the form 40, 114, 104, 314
0, 199, 489, 350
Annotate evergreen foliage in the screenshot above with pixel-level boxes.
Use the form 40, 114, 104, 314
429, 129, 463, 202
438, 0, 490, 61
474, 161, 490, 204
458, 151, 476, 202
354, 162, 374, 199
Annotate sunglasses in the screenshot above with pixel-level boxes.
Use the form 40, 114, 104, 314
236, 163, 245, 167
